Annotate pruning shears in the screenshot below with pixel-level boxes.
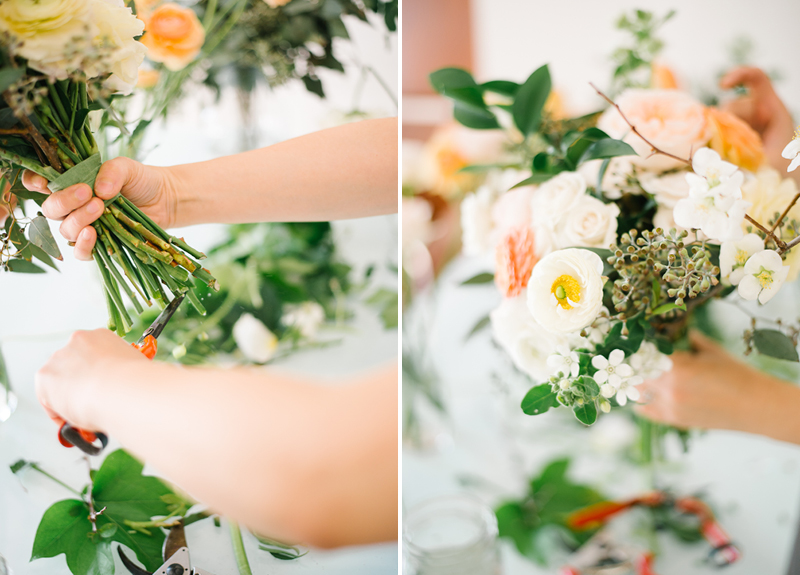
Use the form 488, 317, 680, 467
119, 519, 217, 575
56, 294, 186, 456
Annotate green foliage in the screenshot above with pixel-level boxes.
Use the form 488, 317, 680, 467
465, 315, 490, 341
461, 272, 494, 285
752, 329, 799, 362
611, 9, 676, 92
495, 458, 605, 564
365, 287, 398, 329
521, 383, 558, 415
512, 65, 552, 136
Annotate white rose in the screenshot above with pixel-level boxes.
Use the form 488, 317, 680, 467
283, 302, 326, 339
0, 0, 92, 78
490, 296, 566, 381
639, 170, 691, 208
232, 313, 278, 363
527, 248, 605, 334
461, 185, 499, 256
89, 0, 146, 94
531, 172, 588, 230
578, 156, 640, 200
558, 195, 620, 250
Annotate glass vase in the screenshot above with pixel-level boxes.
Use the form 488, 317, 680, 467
403, 494, 502, 575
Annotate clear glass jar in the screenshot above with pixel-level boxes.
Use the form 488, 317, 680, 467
403, 494, 502, 575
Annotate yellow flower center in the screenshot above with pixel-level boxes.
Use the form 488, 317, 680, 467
551, 274, 581, 310
793, 125, 800, 140
734, 249, 749, 266
756, 267, 774, 289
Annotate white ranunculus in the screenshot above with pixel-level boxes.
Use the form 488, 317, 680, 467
527, 248, 605, 334
737, 250, 789, 304
232, 313, 278, 363
673, 148, 750, 242
89, 0, 146, 94
490, 296, 566, 381
628, 341, 672, 381
558, 195, 620, 250
530, 172, 587, 231
719, 233, 764, 286
782, 138, 800, 173
461, 185, 500, 256
283, 301, 326, 338
639, 170, 691, 208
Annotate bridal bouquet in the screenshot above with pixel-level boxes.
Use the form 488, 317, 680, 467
0, 0, 217, 334
431, 61, 800, 426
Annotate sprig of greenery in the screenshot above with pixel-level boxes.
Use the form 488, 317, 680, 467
611, 9, 676, 92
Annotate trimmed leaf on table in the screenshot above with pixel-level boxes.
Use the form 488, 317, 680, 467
752, 329, 799, 362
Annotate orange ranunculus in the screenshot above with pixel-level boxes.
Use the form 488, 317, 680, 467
651, 62, 678, 90
141, 4, 205, 71
134, 0, 161, 21
706, 107, 765, 172
136, 68, 160, 89
495, 226, 538, 298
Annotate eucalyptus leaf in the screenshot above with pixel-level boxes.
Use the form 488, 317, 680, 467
465, 315, 490, 341
0, 67, 25, 93
7, 258, 45, 273
752, 329, 799, 362
48, 153, 102, 193
28, 214, 63, 260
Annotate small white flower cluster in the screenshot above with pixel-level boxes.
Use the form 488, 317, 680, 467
0, 0, 146, 94
673, 148, 751, 242
720, 234, 790, 304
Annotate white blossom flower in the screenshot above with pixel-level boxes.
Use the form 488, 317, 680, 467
283, 301, 325, 338
628, 341, 672, 381
592, 349, 633, 398
232, 313, 278, 363
782, 137, 800, 173
737, 250, 789, 304
673, 148, 750, 242
583, 308, 612, 344
530, 172, 587, 231
490, 296, 566, 381
720, 233, 764, 286
547, 345, 581, 378
614, 375, 644, 406
527, 248, 606, 334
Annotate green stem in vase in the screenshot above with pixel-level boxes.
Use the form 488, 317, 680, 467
229, 521, 252, 575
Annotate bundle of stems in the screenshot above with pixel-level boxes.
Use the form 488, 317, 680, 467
0, 78, 217, 335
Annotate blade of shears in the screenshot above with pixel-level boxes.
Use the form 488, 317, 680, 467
137, 293, 186, 345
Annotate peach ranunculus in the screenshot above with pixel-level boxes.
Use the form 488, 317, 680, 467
495, 226, 538, 298
705, 107, 765, 172
597, 89, 713, 173
650, 62, 678, 90
141, 4, 205, 71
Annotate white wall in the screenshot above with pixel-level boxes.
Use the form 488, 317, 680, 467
470, 0, 800, 115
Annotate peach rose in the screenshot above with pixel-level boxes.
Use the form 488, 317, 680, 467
598, 89, 712, 172
705, 107, 765, 172
141, 3, 205, 71
495, 226, 538, 298
136, 68, 160, 89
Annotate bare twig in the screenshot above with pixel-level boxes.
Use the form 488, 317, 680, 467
2, 92, 62, 172
745, 215, 785, 249
590, 82, 693, 168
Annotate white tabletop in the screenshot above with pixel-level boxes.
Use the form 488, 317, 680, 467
402, 254, 800, 575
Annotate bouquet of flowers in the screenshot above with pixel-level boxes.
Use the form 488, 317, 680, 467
430, 55, 800, 427
0, 0, 217, 334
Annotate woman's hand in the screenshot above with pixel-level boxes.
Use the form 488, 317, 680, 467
36, 329, 149, 432
22, 157, 182, 261
720, 66, 797, 178
636, 331, 800, 444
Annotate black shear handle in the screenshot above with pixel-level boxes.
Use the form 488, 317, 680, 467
60, 423, 109, 456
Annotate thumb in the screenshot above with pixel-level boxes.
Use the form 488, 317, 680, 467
93, 156, 142, 201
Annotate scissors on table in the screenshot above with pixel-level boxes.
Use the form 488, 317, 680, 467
56, 293, 186, 456
119, 518, 217, 575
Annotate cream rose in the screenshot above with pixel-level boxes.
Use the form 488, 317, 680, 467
490, 296, 566, 381
557, 195, 620, 250
598, 89, 712, 173
530, 172, 587, 230
89, 0, 147, 94
233, 313, 278, 363
527, 248, 605, 334
578, 156, 640, 200
639, 170, 691, 208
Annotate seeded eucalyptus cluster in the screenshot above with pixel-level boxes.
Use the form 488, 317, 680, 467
608, 227, 720, 320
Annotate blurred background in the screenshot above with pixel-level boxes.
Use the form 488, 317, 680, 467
0, 3, 398, 574
402, 1, 800, 574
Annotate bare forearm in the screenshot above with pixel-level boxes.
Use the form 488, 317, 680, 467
742, 376, 800, 444
90, 361, 398, 547
169, 117, 398, 226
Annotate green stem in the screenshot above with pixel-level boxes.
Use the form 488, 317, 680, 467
229, 521, 252, 575
96, 233, 143, 314
94, 250, 132, 334
100, 212, 174, 264
0, 146, 60, 180
28, 463, 82, 497
104, 284, 119, 332
101, 224, 150, 303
